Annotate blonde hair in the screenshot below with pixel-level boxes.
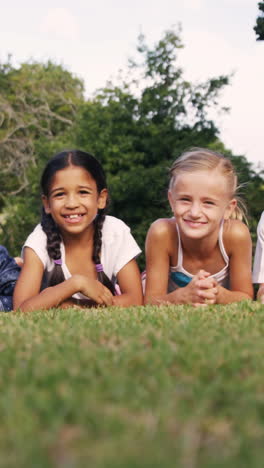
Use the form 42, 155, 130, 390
169, 148, 247, 221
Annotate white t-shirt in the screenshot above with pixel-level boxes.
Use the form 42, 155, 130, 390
23, 215, 141, 299
253, 211, 264, 283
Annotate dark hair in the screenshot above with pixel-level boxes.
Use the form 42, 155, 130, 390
41, 149, 116, 295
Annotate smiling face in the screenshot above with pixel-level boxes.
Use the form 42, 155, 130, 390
42, 165, 107, 238
168, 169, 237, 240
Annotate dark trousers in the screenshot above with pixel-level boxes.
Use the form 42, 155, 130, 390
0, 246, 21, 312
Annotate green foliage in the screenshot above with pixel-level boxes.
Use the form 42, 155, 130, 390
74, 28, 231, 261
0, 134, 75, 255
0, 59, 84, 253
1, 303, 264, 467
0, 58, 84, 196
0, 28, 263, 259
254, 1, 264, 40
208, 141, 264, 244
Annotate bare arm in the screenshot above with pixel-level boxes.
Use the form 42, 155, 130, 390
216, 221, 253, 304
13, 247, 114, 312
112, 259, 143, 307
144, 220, 173, 305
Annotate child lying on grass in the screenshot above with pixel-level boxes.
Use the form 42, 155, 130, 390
144, 148, 253, 306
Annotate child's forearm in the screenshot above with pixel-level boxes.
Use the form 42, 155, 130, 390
144, 288, 190, 306
15, 276, 82, 312
216, 286, 253, 304
112, 291, 143, 307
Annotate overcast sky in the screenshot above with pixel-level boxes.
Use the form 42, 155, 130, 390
1, 0, 263, 167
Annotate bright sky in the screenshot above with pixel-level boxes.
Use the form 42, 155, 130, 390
1, 0, 263, 168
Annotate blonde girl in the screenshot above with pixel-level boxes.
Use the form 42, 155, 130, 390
144, 148, 253, 306
14, 150, 143, 311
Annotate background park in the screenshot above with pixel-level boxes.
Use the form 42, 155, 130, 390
0, 1, 263, 466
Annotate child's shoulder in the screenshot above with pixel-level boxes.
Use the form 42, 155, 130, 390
25, 223, 47, 244
103, 215, 131, 233
147, 217, 176, 240
223, 219, 251, 249
102, 216, 141, 257
102, 216, 137, 244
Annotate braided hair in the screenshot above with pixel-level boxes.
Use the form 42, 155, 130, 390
41, 150, 116, 294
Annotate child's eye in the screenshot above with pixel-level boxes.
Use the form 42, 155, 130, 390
204, 200, 215, 205
54, 192, 65, 198
179, 197, 190, 202
79, 190, 91, 195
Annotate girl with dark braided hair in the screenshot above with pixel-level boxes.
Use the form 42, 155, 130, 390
14, 150, 143, 312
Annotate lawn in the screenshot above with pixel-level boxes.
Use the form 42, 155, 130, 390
0, 302, 264, 467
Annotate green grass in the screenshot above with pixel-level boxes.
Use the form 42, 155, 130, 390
1, 302, 264, 467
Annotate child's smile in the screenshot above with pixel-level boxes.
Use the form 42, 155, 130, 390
183, 219, 208, 228
63, 213, 85, 224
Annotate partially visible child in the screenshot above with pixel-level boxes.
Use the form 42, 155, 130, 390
0, 246, 21, 311
252, 211, 264, 303
144, 148, 253, 306
14, 150, 143, 312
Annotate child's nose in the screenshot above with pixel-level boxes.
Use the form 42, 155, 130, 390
189, 202, 201, 217
65, 193, 79, 208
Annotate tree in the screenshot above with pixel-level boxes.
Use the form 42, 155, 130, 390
0, 59, 84, 253
1, 29, 263, 259
208, 141, 264, 246
0, 58, 84, 196
0, 135, 75, 254
254, 1, 264, 40
73, 28, 231, 260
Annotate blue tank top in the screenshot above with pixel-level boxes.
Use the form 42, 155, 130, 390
169, 222, 229, 291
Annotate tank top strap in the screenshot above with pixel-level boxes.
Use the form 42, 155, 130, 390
218, 220, 229, 264
175, 222, 183, 268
